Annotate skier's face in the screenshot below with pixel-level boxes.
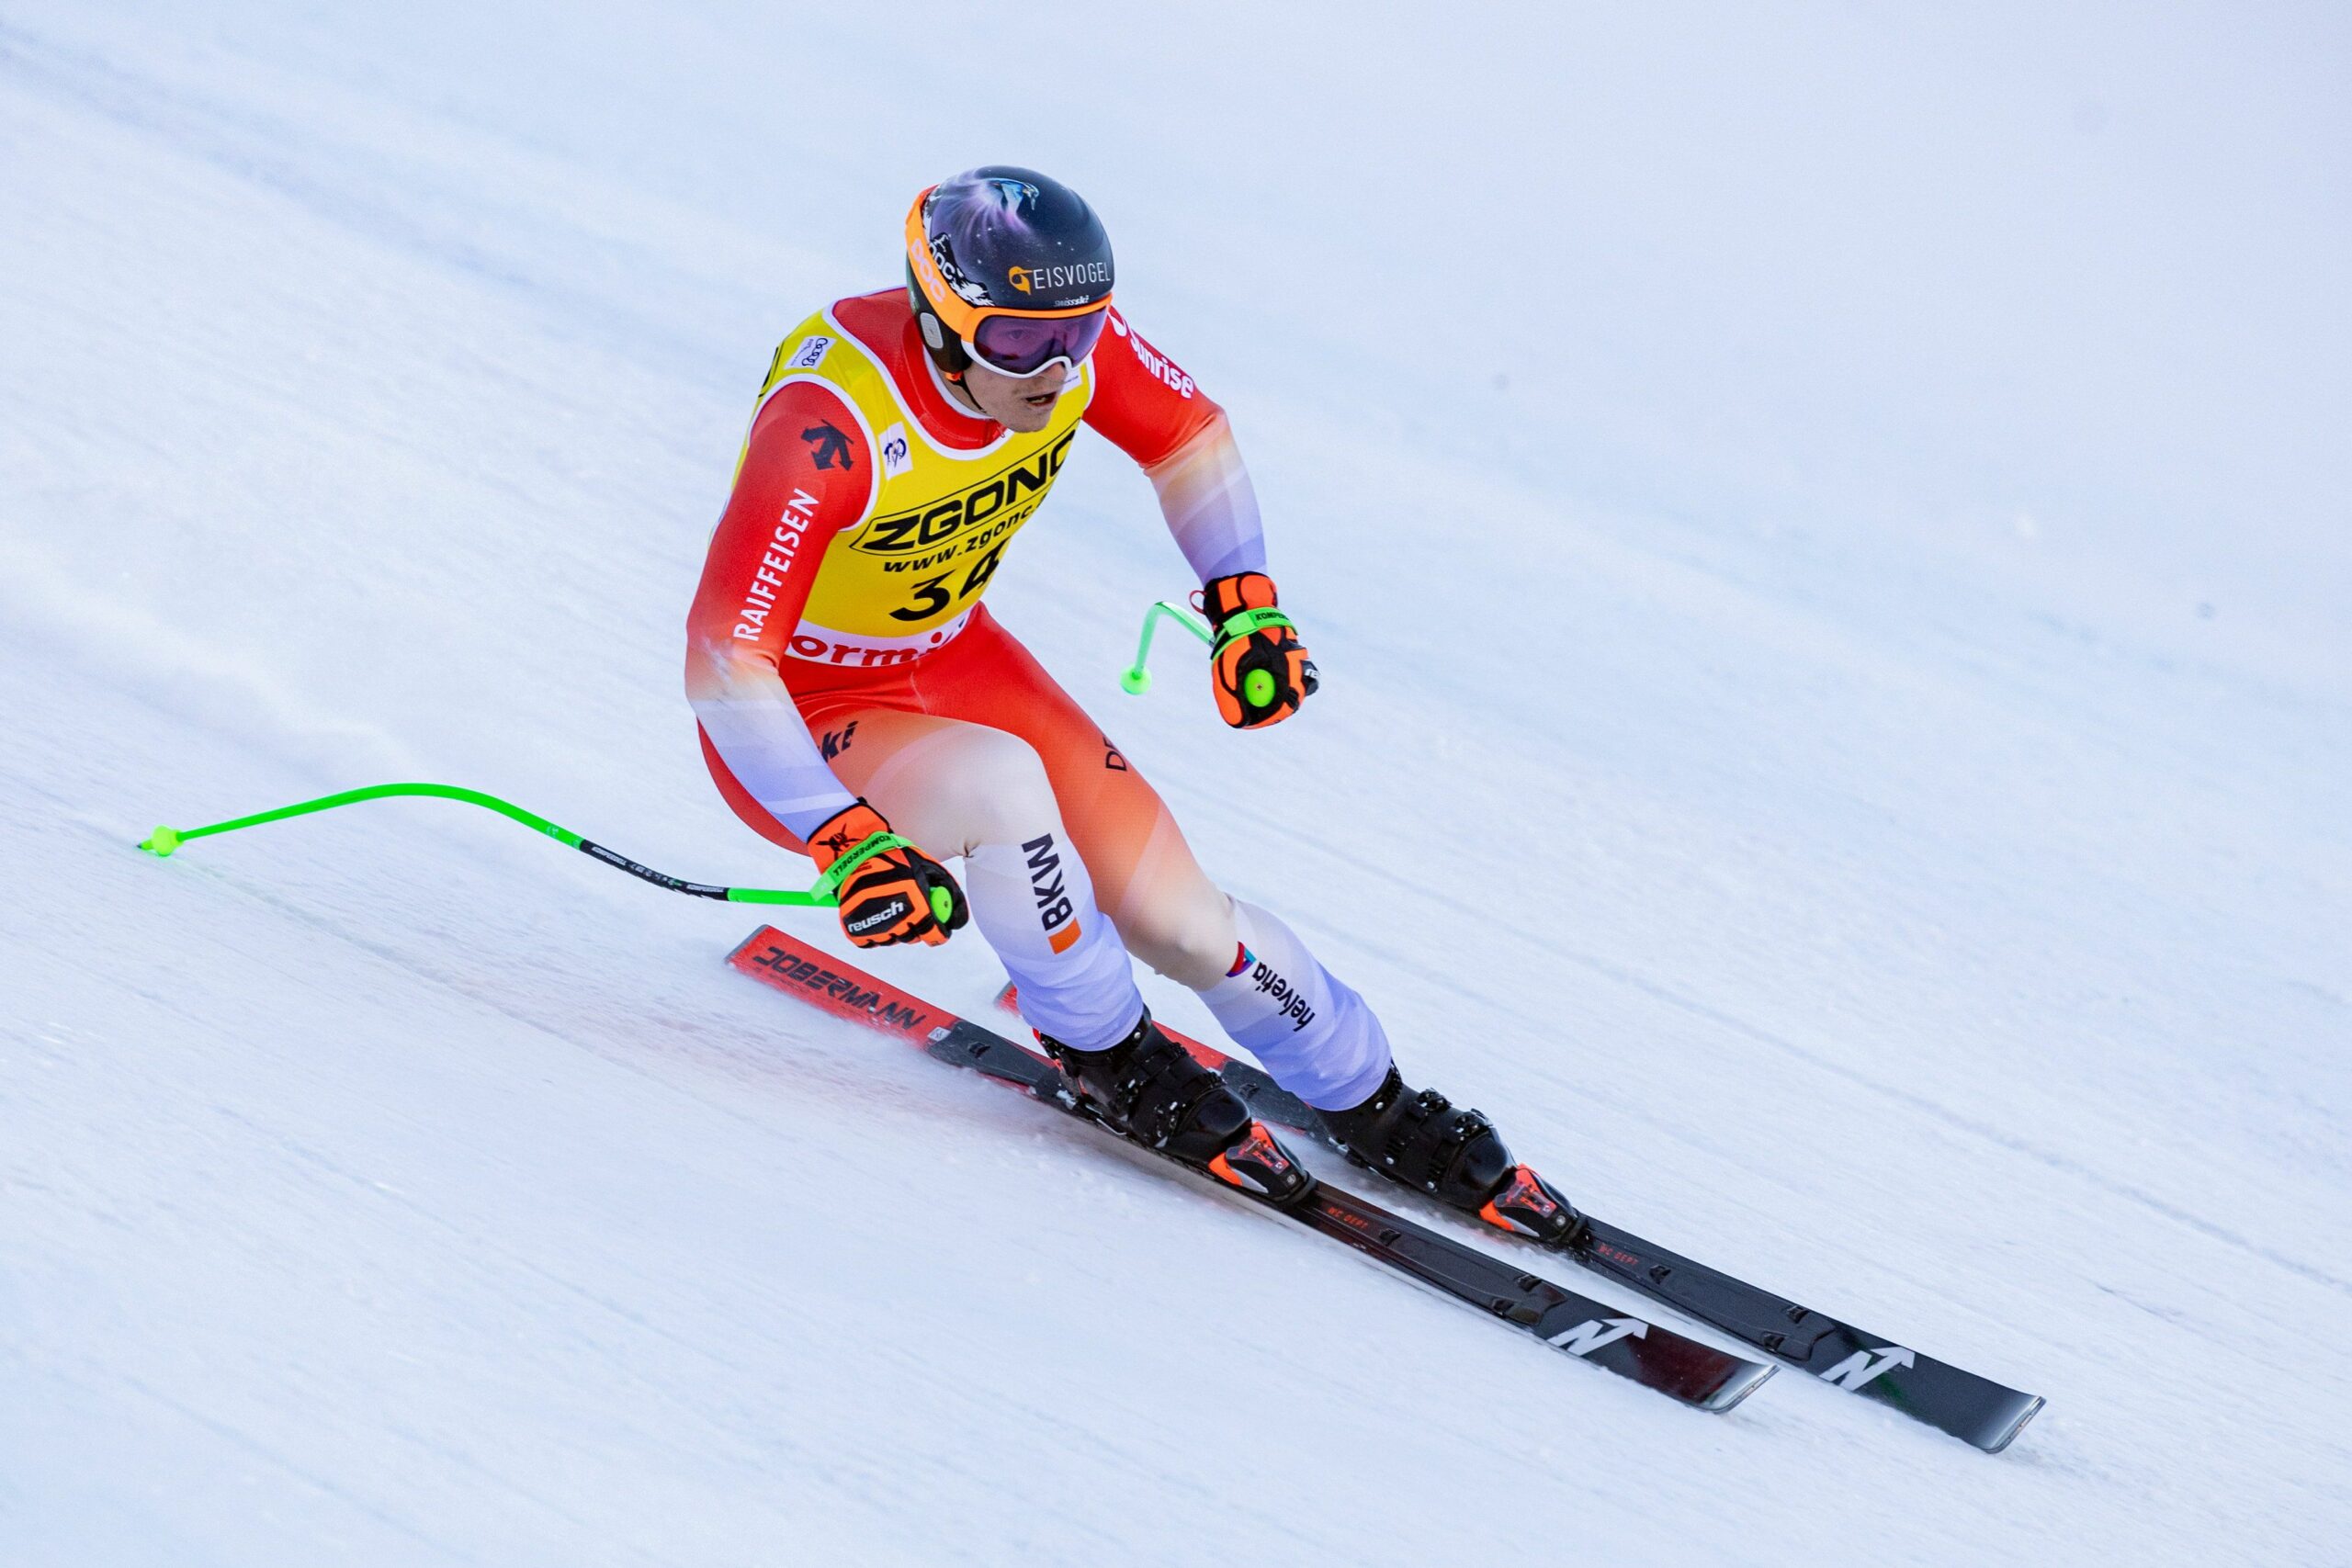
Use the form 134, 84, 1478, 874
957, 358, 1077, 432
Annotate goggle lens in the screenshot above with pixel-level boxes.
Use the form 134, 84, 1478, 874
969, 308, 1109, 378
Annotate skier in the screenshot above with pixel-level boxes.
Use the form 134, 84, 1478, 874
685, 166, 1577, 1238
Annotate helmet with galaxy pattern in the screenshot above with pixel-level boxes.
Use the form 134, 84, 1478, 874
905, 166, 1115, 380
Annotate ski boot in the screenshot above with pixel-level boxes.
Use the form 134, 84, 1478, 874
1318, 1065, 1586, 1246
1040, 1012, 1313, 1204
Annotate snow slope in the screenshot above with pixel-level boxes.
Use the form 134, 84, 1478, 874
4, 3, 2347, 1562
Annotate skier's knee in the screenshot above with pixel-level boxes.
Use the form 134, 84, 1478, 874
951, 728, 1059, 850
869, 726, 1057, 857
1123, 887, 1241, 992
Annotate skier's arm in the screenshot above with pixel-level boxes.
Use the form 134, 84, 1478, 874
684, 381, 870, 840
1081, 309, 1267, 582
1083, 310, 1312, 728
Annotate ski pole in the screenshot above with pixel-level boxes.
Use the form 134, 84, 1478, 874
1119, 600, 1212, 694
135, 781, 932, 912
1119, 598, 1280, 710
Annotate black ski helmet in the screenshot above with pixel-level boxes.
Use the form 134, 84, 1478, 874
905, 166, 1114, 378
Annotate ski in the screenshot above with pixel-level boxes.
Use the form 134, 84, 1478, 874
1567, 1218, 2042, 1451
731, 928, 1772, 1415
995, 984, 2042, 1452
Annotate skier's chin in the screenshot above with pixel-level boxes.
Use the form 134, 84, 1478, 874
986, 386, 1065, 433
998, 401, 1059, 434
961, 364, 1070, 431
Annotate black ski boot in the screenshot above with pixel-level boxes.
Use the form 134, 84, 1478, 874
1041, 1012, 1312, 1203
1319, 1065, 1586, 1246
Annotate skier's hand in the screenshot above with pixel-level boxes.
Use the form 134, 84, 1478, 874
1203, 571, 1317, 729
808, 800, 968, 948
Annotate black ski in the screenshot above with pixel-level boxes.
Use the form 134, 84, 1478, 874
1571, 1219, 2043, 1451
733, 928, 1773, 1415
991, 987, 2043, 1452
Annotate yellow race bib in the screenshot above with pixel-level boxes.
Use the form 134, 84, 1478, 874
741, 309, 1092, 651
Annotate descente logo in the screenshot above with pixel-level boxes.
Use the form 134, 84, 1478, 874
1007, 262, 1110, 296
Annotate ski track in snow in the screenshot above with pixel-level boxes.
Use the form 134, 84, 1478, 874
4, 4, 2348, 1564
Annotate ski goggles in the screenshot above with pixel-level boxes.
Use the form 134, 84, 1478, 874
962, 309, 1109, 379
906, 195, 1113, 378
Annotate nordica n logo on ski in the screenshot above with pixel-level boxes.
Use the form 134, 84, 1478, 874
746, 943, 929, 1030
1817, 1345, 1915, 1391
1546, 1316, 1648, 1357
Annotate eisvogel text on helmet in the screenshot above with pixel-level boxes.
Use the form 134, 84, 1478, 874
1008, 262, 1112, 296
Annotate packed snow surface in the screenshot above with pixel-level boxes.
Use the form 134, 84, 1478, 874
5, 4, 2347, 1563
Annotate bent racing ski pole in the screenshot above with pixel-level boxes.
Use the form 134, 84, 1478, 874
136, 781, 941, 915
1118, 599, 1212, 694
1119, 598, 1281, 712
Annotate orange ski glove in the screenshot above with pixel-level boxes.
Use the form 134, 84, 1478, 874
1202, 571, 1318, 729
808, 800, 969, 948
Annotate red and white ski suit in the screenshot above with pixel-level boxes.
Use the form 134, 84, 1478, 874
684, 288, 1389, 1107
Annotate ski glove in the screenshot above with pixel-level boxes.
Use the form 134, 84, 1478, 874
808, 800, 969, 949
1202, 571, 1317, 729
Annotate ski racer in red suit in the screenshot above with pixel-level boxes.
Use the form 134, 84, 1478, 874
685, 166, 1577, 1233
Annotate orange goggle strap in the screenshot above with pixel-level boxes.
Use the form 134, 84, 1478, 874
904, 186, 1112, 341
